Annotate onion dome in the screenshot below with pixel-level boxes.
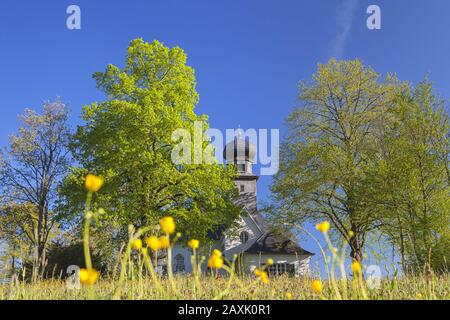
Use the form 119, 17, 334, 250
223, 133, 256, 163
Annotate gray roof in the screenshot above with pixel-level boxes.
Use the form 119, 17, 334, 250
244, 231, 314, 256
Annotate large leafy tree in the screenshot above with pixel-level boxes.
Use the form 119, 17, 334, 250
269, 59, 400, 263
60, 39, 240, 242
369, 80, 450, 273
0, 100, 70, 277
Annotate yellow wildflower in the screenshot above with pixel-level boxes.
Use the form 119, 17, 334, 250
145, 236, 160, 251
254, 268, 269, 284
212, 249, 222, 257
311, 280, 323, 293
84, 174, 103, 193
208, 254, 224, 269
79, 268, 100, 286
131, 239, 143, 250
188, 239, 200, 250
159, 216, 175, 234
316, 221, 330, 233
258, 271, 269, 284
158, 235, 170, 249
351, 261, 362, 274
285, 292, 293, 300
267, 258, 274, 266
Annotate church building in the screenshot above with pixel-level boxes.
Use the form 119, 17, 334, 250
171, 134, 313, 277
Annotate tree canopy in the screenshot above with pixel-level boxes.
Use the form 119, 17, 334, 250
270, 59, 449, 271
59, 39, 241, 243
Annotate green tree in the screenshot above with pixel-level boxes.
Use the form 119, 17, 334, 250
60, 39, 240, 243
369, 80, 450, 273
269, 59, 400, 263
0, 100, 70, 277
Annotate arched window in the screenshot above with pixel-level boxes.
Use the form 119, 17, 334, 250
240, 231, 249, 244
174, 254, 185, 273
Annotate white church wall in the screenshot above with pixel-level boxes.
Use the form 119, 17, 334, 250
171, 240, 224, 274
171, 245, 193, 273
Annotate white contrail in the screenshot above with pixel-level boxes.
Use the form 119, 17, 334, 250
331, 0, 358, 59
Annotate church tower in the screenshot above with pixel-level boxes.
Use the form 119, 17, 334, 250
223, 133, 258, 214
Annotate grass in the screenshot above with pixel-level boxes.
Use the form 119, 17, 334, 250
1, 274, 449, 300
2, 175, 448, 300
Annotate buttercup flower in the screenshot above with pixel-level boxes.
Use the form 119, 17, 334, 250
188, 239, 199, 250
267, 258, 274, 266
85, 174, 103, 193
158, 235, 170, 249
258, 271, 269, 284
212, 249, 222, 257
79, 268, 100, 286
254, 268, 269, 284
159, 216, 175, 234
351, 261, 362, 274
145, 236, 160, 251
208, 253, 224, 269
131, 239, 143, 250
311, 280, 323, 293
316, 221, 330, 233
285, 292, 293, 300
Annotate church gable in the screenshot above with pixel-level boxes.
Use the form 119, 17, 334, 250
223, 212, 264, 256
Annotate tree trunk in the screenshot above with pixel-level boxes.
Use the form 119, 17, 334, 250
349, 227, 364, 264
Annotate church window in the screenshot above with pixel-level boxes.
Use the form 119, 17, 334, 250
174, 254, 185, 273
267, 263, 296, 277
240, 185, 245, 193
240, 231, 249, 244
237, 164, 245, 172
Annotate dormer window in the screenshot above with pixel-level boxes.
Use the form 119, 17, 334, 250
240, 231, 249, 244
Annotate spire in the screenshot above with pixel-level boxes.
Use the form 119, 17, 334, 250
237, 125, 243, 140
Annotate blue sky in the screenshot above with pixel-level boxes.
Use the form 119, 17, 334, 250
1, 0, 449, 274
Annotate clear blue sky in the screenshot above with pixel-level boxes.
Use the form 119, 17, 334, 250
1, 0, 449, 275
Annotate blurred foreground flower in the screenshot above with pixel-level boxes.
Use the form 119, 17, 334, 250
311, 280, 323, 293
159, 216, 175, 234
254, 268, 269, 284
85, 174, 103, 193
131, 239, 143, 250
146, 236, 160, 251
188, 239, 199, 250
208, 250, 224, 269
158, 235, 170, 249
79, 268, 100, 286
316, 221, 330, 233
351, 261, 362, 274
